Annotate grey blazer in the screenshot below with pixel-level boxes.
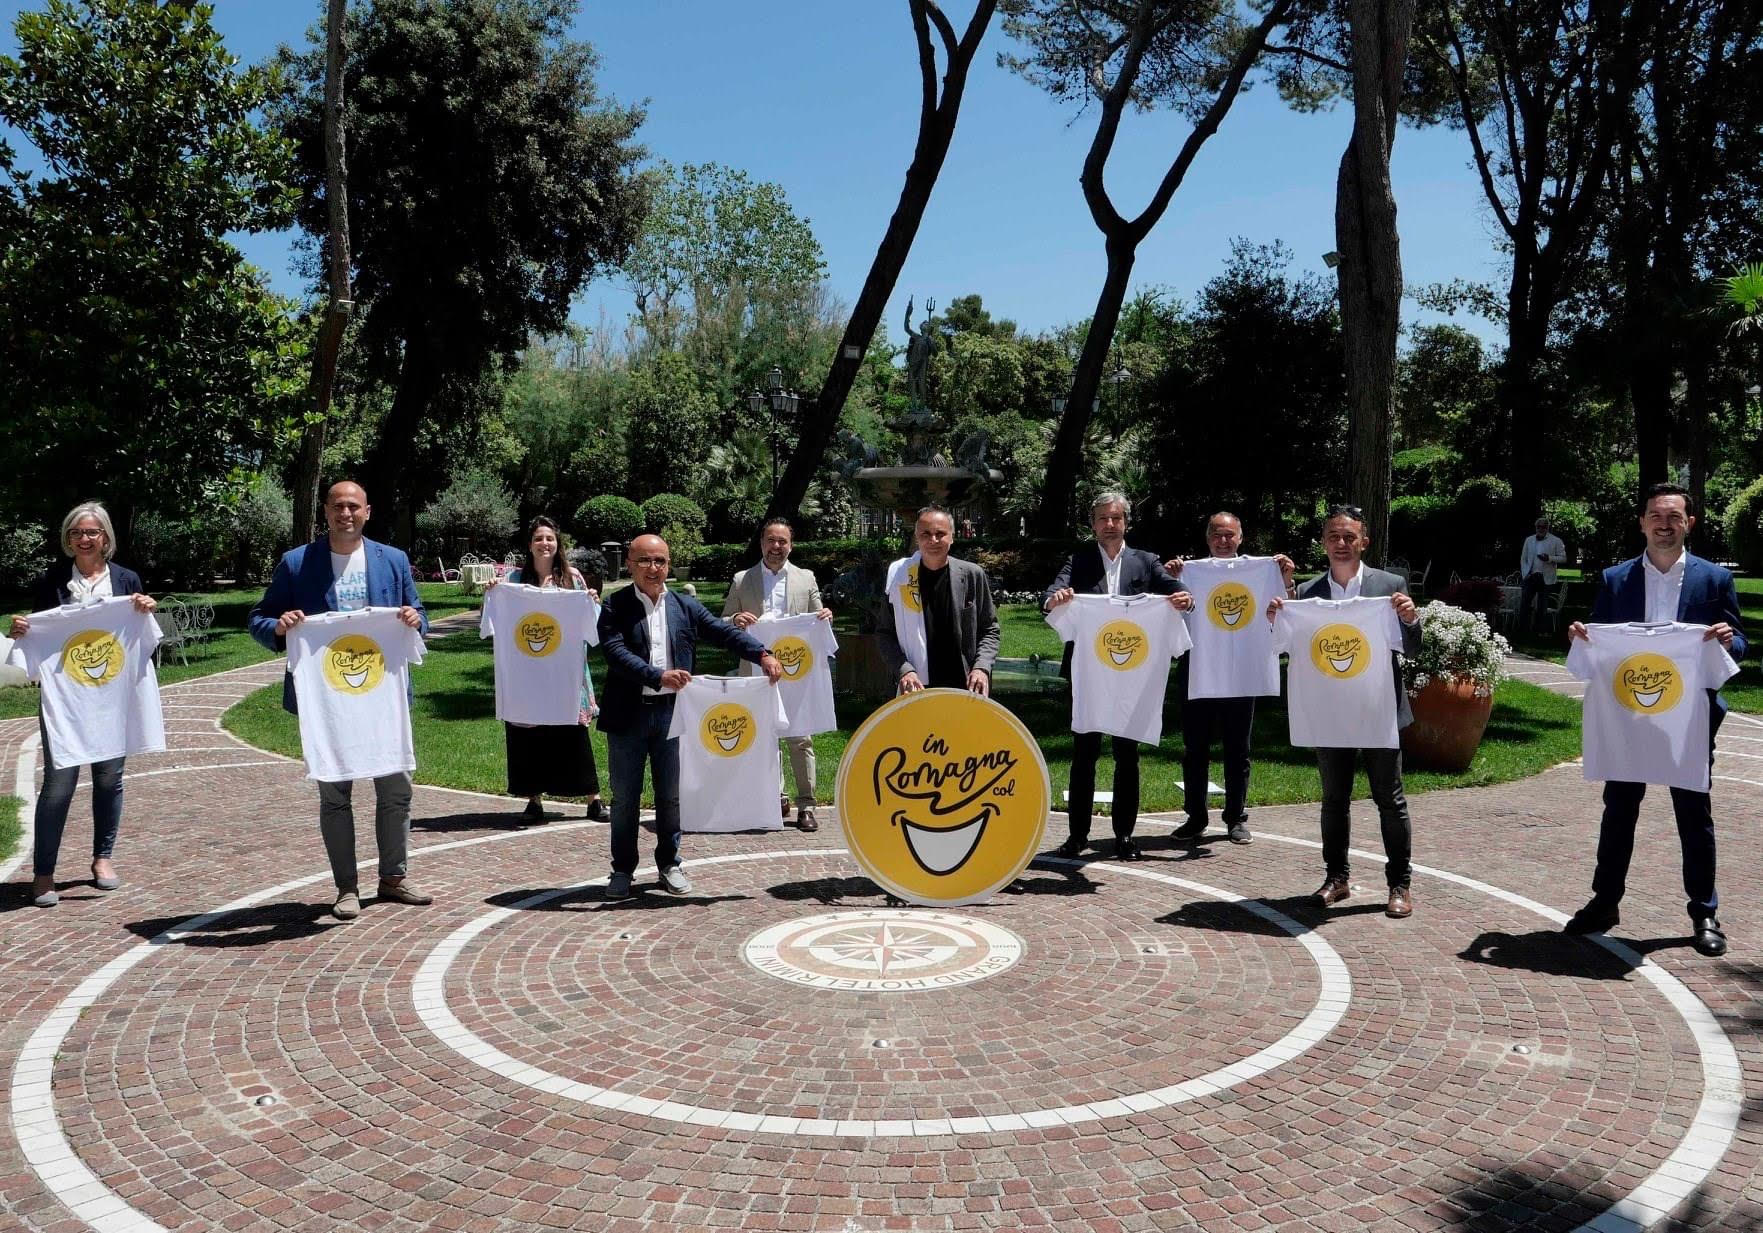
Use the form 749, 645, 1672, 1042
1297, 566, 1422, 730
877, 556, 1001, 683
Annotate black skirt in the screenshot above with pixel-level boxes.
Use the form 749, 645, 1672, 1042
504, 722, 599, 797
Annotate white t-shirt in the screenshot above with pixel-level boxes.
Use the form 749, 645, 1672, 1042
479, 584, 600, 726
666, 674, 788, 832
751, 613, 839, 738
1180, 556, 1283, 699
9, 597, 165, 767
1567, 622, 1738, 792
1273, 597, 1406, 749
331, 545, 368, 611
1046, 593, 1193, 744
287, 607, 426, 782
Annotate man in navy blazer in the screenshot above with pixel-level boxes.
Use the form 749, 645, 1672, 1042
597, 533, 781, 900
1042, 492, 1192, 861
249, 481, 428, 921
1564, 483, 1747, 956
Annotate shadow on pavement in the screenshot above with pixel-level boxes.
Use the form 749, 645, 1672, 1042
1457, 928, 1709, 979
487, 885, 751, 911
125, 900, 335, 947
765, 874, 885, 905
413, 810, 533, 833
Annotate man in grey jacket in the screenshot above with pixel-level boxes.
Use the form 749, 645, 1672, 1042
878, 506, 1000, 695
1269, 504, 1423, 919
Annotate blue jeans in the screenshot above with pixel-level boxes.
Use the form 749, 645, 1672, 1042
606, 701, 681, 875
34, 716, 124, 877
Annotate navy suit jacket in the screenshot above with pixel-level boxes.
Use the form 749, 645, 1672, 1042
248, 537, 427, 713
1298, 566, 1423, 730
30, 563, 145, 611
1041, 544, 1184, 678
1589, 552, 1748, 715
596, 585, 770, 733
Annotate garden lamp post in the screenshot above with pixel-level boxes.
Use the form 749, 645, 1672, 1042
748, 365, 800, 492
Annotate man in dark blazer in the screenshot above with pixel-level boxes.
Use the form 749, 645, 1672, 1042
878, 506, 1001, 695
1042, 492, 1191, 860
598, 533, 781, 900
248, 481, 428, 921
1270, 504, 1423, 918
1564, 483, 1747, 956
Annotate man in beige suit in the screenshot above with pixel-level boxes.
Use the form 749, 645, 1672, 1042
724, 517, 835, 830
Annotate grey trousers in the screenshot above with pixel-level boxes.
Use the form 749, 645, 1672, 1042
1316, 747, 1412, 888
784, 736, 817, 807
317, 772, 413, 891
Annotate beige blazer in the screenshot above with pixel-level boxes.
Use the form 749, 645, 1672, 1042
724, 559, 824, 676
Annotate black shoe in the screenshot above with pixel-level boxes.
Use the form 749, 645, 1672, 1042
585, 798, 605, 822
1115, 837, 1142, 861
1563, 899, 1620, 935
1692, 916, 1727, 957
522, 798, 544, 823
1054, 836, 1088, 859
1173, 816, 1207, 839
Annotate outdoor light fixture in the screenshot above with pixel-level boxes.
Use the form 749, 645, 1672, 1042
750, 365, 801, 489
1322, 251, 1342, 268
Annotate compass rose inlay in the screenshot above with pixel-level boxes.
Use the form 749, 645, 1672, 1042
743, 910, 1024, 992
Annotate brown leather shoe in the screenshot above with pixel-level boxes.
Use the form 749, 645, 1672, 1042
376, 879, 433, 906
1314, 876, 1350, 907
1386, 886, 1413, 918
796, 807, 818, 832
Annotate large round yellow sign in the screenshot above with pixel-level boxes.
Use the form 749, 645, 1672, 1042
1613, 652, 1683, 715
62, 630, 123, 687
322, 634, 386, 694
1309, 623, 1370, 679
1206, 582, 1255, 632
836, 689, 1050, 906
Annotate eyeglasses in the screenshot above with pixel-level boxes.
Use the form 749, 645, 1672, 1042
69, 529, 104, 540
631, 556, 669, 568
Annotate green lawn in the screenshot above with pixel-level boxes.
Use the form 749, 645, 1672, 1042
223, 611, 1586, 811
0, 795, 19, 864
1, 581, 482, 720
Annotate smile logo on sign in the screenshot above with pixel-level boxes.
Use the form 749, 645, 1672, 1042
1094, 620, 1148, 671
516, 613, 561, 658
1207, 582, 1256, 632
1614, 652, 1683, 714
322, 634, 386, 694
836, 689, 1049, 906
701, 702, 756, 757
899, 562, 922, 614
61, 630, 123, 687
772, 636, 813, 680
1310, 624, 1369, 679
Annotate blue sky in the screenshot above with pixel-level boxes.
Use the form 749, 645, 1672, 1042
2, 1, 1504, 350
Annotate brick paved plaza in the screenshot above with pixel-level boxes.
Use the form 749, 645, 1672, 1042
2, 658, 1762, 1231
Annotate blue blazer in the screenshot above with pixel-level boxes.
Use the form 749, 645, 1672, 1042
596, 585, 769, 733
30, 563, 144, 611
1589, 552, 1748, 714
248, 537, 427, 713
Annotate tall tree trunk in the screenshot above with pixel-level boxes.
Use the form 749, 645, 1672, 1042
290, 0, 352, 548
1336, 0, 1416, 568
765, 0, 996, 529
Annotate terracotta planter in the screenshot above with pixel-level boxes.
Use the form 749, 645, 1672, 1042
1400, 675, 1495, 772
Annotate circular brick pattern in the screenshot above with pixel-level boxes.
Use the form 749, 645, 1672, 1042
742, 909, 1026, 991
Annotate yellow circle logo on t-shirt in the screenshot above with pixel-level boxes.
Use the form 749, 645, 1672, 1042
322, 634, 386, 694
899, 563, 922, 614
702, 702, 756, 757
1613, 652, 1683, 714
1094, 620, 1149, 671
773, 635, 814, 680
1310, 623, 1369, 679
835, 689, 1049, 907
516, 612, 562, 658
1207, 582, 1256, 632
62, 630, 123, 687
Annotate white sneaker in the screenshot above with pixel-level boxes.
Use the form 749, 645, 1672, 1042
658, 865, 692, 896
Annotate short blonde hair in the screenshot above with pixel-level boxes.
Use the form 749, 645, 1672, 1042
60, 501, 117, 561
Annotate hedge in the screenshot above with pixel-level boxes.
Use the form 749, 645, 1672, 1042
1727, 477, 1763, 574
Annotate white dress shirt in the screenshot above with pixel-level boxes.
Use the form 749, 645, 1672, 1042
1326, 562, 1366, 601
637, 587, 670, 695
1643, 552, 1687, 624
1101, 543, 1124, 596
760, 564, 788, 616
66, 565, 114, 606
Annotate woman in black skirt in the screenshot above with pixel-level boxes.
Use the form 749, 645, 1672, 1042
494, 516, 604, 822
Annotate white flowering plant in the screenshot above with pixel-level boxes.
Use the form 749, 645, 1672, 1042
1403, 600, 1511, 698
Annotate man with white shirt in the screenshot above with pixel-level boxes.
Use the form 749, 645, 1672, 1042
1268, 505, 1423, 918
1563, 483, 1747, 956
598, 534, 781, 899
1042, 493, 1192, 861
724, 517, 835, 830
248, 481, 428, 922
1518, 517, 1567, 632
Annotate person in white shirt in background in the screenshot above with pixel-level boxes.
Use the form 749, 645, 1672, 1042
1518, 517, 1567, 632
724, 517, 834, 831
9, 502, 157, 907
1268, 505, 1422, 919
